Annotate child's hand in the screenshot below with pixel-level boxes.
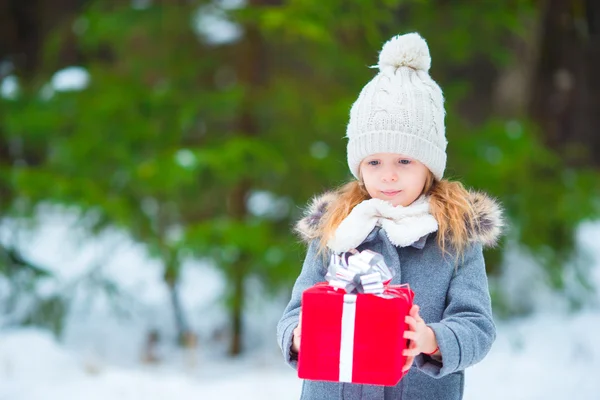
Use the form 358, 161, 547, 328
402, 340, 417, 373
291, 311, 302, 353
402, 305, 438, 371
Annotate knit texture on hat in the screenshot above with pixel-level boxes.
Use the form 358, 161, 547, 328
346, 32, 447, 180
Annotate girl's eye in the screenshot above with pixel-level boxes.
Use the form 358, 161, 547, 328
367, 160, 379, 166
399, 159, 411, 165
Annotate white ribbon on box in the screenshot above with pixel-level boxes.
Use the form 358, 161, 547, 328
326, 249, 395, 382
339, 294, 357, 382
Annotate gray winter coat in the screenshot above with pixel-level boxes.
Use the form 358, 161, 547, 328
277, 191, 503, 400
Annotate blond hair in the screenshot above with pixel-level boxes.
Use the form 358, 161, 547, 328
318, 172, 475, 259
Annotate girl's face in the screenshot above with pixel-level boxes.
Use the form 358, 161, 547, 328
360, 153, 429, 207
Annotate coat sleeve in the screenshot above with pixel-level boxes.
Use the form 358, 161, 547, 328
276, 239, 327, 369
414, 242, 497, 378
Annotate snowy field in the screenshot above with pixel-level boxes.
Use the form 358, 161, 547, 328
1, 212, 599, 400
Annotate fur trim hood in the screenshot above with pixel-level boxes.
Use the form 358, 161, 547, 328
294, 190, 504, 248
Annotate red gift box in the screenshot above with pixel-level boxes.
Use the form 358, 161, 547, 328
297, 282, 414, 386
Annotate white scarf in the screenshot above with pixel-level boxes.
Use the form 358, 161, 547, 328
327, 196, 438, 254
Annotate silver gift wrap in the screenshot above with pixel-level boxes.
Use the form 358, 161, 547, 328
325, 249, 394, 295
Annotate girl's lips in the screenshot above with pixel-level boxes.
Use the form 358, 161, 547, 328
381, 190, 401, 196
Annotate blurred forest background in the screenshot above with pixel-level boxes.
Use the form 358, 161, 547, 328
1, 0, 599, 357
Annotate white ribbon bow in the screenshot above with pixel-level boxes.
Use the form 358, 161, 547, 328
326, 249, 394, 294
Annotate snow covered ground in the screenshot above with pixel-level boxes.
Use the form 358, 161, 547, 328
1, 212, 599, 400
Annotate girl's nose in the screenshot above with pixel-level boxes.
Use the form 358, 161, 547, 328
381, 169, 398, 182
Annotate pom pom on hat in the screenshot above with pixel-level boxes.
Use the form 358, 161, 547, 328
377, 32, 431, 73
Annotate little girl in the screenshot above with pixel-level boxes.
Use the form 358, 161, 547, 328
277, 32, 503, 400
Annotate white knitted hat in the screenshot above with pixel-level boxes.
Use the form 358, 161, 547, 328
346, 32, 447, 180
